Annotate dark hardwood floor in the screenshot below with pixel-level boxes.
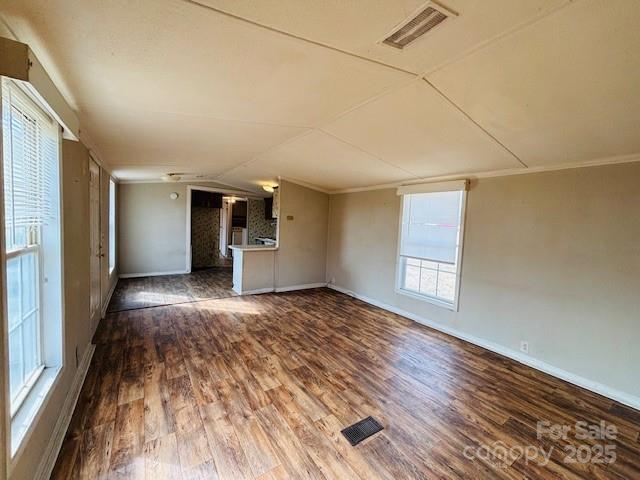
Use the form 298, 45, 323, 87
53, 287, 639, 479
108, 267, 235, 312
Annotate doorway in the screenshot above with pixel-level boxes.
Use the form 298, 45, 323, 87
186, 186, 248, 272
220, 196, 248, 259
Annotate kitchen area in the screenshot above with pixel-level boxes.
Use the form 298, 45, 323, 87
229, 185, 281, 294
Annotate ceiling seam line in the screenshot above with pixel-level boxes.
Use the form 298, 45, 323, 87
210, 130, 317, 181
210, 77, 423, 182
318, 129, 421, 178
420, 78, 528, 168
180, 0, 417, 78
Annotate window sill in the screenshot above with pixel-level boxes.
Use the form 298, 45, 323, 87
11, 366, 62, 458
395, 287, 458, 312
10, 365, 46, 418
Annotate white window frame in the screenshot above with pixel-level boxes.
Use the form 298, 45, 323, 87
395, 182, 468, 311
108, 178, 116, 274
1, 78, 65, 460
6, 245, 44, 416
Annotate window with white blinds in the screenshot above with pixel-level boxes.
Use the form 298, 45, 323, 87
396, 183, 467, 309
2, 77, 62, 416
2, 80, 59, 251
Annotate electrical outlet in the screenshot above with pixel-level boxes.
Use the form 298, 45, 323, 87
520, 341, 529, 354
330, 277, 335, 284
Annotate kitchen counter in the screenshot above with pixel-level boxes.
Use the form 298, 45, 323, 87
230, 245, 276, 294
229, 244, 277, 252
255, 236, 277, 246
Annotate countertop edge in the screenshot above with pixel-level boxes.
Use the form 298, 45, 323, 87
229, 245, 278, 252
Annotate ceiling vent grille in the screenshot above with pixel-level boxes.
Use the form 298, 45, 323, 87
382, 2, 455, 50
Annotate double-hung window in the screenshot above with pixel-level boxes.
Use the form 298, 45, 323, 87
2, 77, 63, 446
396, 181, 468, 310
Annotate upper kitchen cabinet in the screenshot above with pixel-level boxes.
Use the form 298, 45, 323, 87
264, 197, 273, 220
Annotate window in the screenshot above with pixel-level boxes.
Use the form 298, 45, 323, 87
109, 178, 116, 273
2, 77, 62, 437
396, 182, 467, 309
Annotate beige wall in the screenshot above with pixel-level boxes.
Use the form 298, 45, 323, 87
8, 140, 94, 479
118, 182, 251, 275
276, 180, 329, 288
327, 162, 640, 401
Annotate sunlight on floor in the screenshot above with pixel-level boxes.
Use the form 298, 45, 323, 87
175, 296, 263, 315
134, 291, 191, 304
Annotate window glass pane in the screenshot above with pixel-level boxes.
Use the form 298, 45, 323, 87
439, 262, 457, 273
23, 311, 39, 378
7, 256, 21, 330
9, 326, 23, 399
406, 257, 421, 266
21, 252, 37, 314
419, 268, 437, 297
403, 262, 420, 292
437, 271, 456, 302
14, 226, 27, 247
421, 259, 439, 270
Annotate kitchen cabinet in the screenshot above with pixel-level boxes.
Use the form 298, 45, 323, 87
264, 197, 273, 220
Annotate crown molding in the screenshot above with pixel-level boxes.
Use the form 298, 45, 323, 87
328, 152, 640, 195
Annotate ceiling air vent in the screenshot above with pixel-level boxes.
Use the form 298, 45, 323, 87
381, 2, 456, 50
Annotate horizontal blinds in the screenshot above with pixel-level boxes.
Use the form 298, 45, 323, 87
2, 79, 59, 250
400, 190, 463, 264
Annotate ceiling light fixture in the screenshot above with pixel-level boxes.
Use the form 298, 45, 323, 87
262, 185, 275, 193
161, 173, 181, 182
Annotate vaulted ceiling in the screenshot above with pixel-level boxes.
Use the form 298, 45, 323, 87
1, 0, 639, 193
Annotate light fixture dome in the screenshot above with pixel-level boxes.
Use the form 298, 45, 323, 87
161, 173, 181, 182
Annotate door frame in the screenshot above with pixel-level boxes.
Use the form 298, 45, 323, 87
88, 157, 101, 336
184, 185, 253, 273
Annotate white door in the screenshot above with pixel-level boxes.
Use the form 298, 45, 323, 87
89, 159, 101, 333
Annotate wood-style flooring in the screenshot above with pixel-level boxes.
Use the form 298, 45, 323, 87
53, 288, 640, 479
108, 267, 235, 312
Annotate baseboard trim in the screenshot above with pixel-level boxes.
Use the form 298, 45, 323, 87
275, 282, 327, 293
237, 287, 274, 295
34, 343, 96, 480
236, 283, 328, 296
119, 269, 188, 279
101, 278, 118, 318
327, 284, 640, 411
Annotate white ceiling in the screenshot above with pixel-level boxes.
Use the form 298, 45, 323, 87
1, 0, 639, 193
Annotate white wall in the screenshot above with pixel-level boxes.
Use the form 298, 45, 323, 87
327, 162, 640, 404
